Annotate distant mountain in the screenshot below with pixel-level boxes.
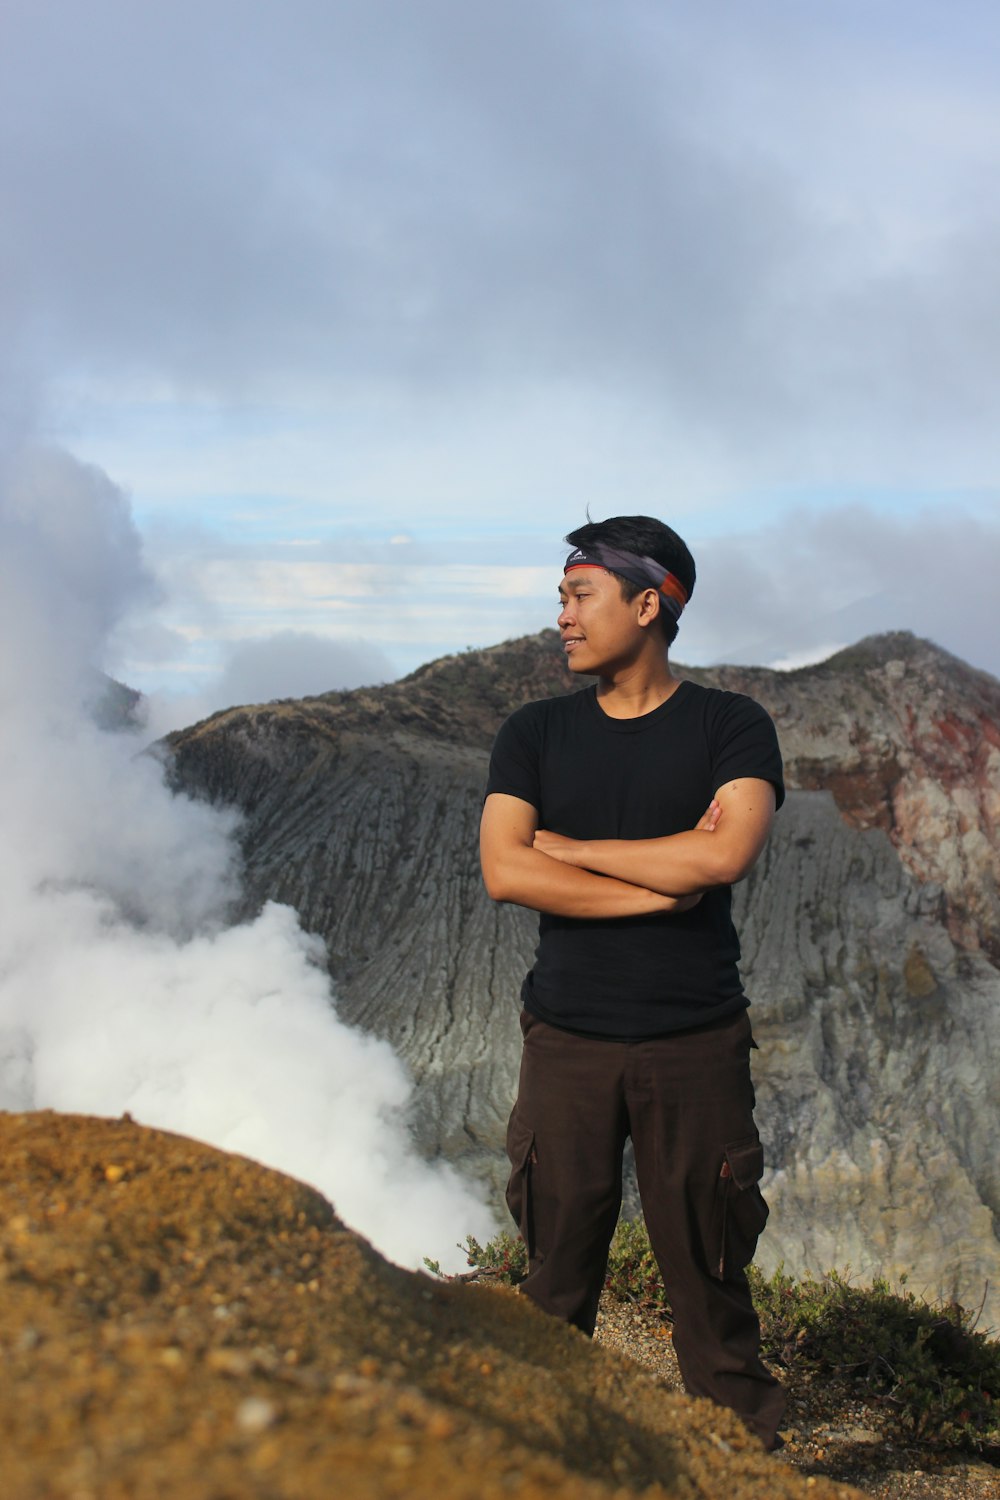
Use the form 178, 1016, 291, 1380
164, 631, 1000, 1326
88, 673, 144, 732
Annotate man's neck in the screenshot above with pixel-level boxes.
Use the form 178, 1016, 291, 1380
594, 653, 680, 719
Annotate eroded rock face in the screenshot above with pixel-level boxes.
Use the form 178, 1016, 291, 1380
163, 631, 1000, 1326
737, 791, 1000, 1317
709, 634, 1000, 967
0, 1112, 862, 1500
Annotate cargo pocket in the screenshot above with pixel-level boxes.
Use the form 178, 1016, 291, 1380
711, 1136, 768, 1280
504, 1112, 537, 1259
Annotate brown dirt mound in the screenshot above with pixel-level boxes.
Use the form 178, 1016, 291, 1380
0, 1110, 865, 1500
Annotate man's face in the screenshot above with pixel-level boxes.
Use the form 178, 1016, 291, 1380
557, 567, 647, 674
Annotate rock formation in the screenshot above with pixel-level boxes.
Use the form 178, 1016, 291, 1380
163, 630, 1000, 1327
87, 672, 144, 732
0, 1111, 863, 1500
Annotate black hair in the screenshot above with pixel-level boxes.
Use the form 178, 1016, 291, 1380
564, 515, 696, 647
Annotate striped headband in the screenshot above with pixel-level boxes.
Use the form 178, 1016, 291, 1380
564, 544, 689, 621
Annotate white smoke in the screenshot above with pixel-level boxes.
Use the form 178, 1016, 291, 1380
0, 443, 495, 1268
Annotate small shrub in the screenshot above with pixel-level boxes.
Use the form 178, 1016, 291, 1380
749, 1265, 1000, 1451
461, 1231, 528, 1283
604, 1218, 671, 1313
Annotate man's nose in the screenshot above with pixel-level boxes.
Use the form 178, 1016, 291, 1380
558, 600, 574, 628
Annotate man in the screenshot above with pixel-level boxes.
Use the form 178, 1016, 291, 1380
479, 514, 785, 1451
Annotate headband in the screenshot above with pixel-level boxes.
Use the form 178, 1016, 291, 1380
564, 543, 689, 620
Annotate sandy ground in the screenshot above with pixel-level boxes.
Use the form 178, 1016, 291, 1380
0, 1110, 870, 1500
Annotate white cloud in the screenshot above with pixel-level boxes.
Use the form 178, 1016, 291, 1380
4, 1, 1000, 494
681, 503, 1000, 680
215, 630, 393, 707
3, 4, 999, 695
116, 493, 1000, 697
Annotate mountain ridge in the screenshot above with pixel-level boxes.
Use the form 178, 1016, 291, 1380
163, 630, 1000, 1327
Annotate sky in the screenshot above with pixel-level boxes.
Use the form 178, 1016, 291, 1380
3, 0, 1000, 721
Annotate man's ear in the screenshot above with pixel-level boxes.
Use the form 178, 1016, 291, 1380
636, 588, 662, 629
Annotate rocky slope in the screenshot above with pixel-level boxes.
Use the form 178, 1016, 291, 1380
88, 672, 144, 732
1, 1111, 864, 1500
163, 631, 1000, 1327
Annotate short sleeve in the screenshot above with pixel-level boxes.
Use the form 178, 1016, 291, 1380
709, 693, 785, 811
484, 704, 543, 811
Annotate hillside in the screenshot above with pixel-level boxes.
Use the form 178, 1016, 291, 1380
163, 631, 1000, 1327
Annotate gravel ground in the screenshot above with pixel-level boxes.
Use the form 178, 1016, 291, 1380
1, 1111, 868, 1500
593, 1299, 1000, 1499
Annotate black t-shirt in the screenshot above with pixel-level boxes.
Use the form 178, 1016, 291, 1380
484, 680, 784, 1039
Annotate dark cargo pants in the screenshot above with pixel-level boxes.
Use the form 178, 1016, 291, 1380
505, 1008, 785, 1450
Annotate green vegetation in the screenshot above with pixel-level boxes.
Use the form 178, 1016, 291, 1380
431, 1221, 1000, 1454
751, 1265, 998, 1452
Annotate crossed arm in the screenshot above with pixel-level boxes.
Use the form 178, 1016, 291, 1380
479, 777, 775, 920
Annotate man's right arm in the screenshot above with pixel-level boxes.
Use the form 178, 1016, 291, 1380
480, 793, 695, 919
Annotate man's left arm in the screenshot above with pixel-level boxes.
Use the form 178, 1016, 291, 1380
532, 777, 775, 896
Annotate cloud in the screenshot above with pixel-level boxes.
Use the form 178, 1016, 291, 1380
0, 442, 494, 1267
680, 503, 1000, 680
215, 630, 394, 708
3, 2, 1000, 489
118, 491, 1000, 701
3, 4, 998, 706
119, 514, 565, 697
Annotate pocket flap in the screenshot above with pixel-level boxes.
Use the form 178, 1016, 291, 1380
725, 1138, 764, 1191
506, 1114, 536, 1171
